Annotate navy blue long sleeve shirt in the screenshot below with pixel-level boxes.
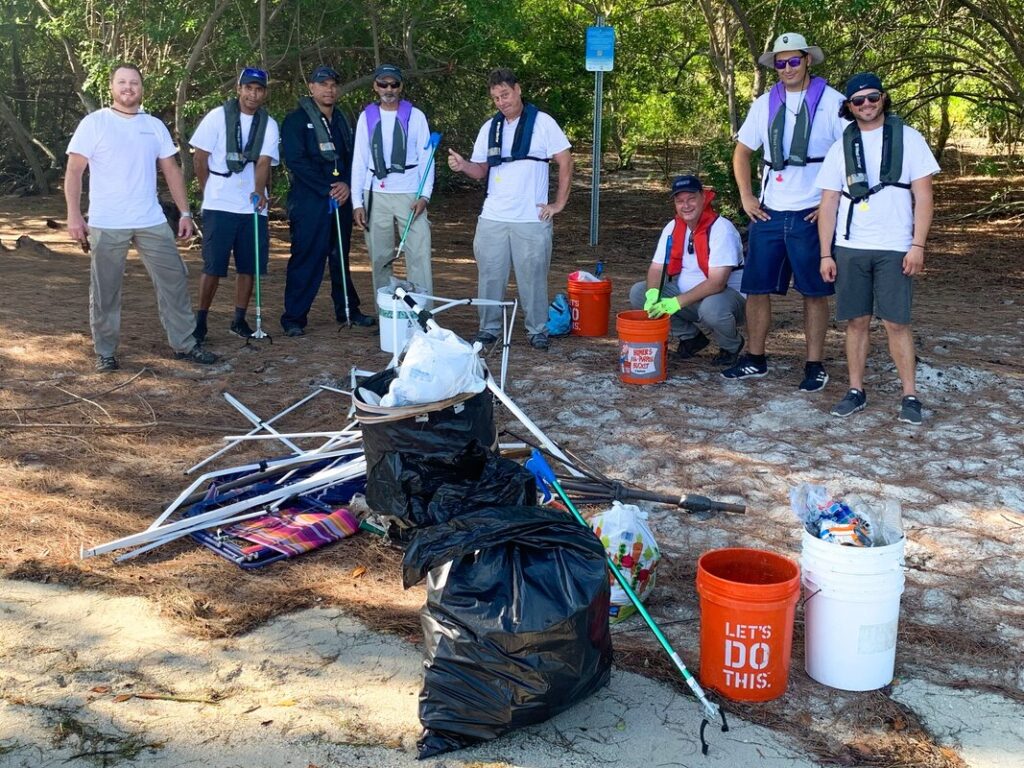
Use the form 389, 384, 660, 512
281, 102, 353, 201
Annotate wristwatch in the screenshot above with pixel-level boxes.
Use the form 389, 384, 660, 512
180, 211, 193, 218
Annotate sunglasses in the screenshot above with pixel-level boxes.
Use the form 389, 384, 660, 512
773, 55, 805, 70
375, 81, 401, 89
849, 91, 883, 107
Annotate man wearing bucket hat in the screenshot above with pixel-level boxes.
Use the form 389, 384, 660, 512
727, 32, 846, 390
816, 73, 939, 426
447, 68, 573, 352
628, 175, 746, 366
189, 67, 280, 342
279, 65, 376, 336
351, 64, 434, 300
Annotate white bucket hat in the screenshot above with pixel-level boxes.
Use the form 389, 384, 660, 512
757, 32, 825, 68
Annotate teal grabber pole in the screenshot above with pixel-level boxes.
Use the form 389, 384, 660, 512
525, 448, 729, 756
384, 131, 443, 270
249, 194, 270, 341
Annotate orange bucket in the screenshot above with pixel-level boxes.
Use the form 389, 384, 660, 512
567, 278, 613, 336
696, 548, 800, 702
616, 310, 669, 384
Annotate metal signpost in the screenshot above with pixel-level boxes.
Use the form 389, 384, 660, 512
586, 19, 615, 247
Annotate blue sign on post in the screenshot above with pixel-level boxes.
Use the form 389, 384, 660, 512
585, 25, 615, 72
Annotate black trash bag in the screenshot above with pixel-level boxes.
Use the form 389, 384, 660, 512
358, 368, 497, 526
425, 456, 536, 524
402, 506, 613, 759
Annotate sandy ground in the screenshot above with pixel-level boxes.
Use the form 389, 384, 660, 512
2, 158, 1024, 766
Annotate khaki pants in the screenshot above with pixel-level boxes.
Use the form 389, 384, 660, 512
88, 223, 198, 356
364, 191, 432, 298
473, 217, 552, 337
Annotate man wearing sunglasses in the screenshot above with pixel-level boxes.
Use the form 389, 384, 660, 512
628, 175, 746, 366
189, 67, 280, 341
728, 32, 846, 392
816, 73, 939, 426
351, 64, 434, 300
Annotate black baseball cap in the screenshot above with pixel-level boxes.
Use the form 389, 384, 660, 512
309, 65, 340, 83
845, 72, 884, 99
670, 175, 703, 197
373, 64, 403, 83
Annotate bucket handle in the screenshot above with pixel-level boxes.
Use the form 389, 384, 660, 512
800, 587, 822, 610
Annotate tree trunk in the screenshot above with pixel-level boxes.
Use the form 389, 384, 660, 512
935, 93, 953, 162
0, 95, 50, 194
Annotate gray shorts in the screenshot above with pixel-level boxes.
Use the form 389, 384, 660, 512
834, 246, 913, 324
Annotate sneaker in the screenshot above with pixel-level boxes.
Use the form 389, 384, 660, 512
229, 318, 254, 338
712, 337, 744, 368
799, 362, 830, 392
529, 333, 550, 351
283, 325, 304, 337
474, 331, 498, 346
676, 332, 710, 359
338, 310, 376, 328
898, 395, 923, 426
176, 345, 217, 365
95, 355, 119, 373
830, 388, 867, 418
722, 354, 769, 380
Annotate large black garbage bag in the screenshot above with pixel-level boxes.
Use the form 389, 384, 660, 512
424, 456, 536, 523
402, 506, 613, 758
358, 369, 497, 526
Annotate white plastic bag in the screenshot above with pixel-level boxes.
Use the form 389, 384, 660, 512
590, 501, 661, 623
380, 326, 485, 407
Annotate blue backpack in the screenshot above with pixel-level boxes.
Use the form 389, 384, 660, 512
547, 292, 571, 336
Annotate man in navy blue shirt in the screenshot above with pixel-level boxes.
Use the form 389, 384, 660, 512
280, 65, 375, 335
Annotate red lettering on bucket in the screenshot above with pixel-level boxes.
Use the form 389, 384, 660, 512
624, 344, 659, 375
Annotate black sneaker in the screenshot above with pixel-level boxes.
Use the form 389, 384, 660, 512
722, 354, 768, 379
339, 310, 377, 327
529, 333, 550, 351
95, 355, 119, 373
712, 337, 744, 368
676, 332, 710, 359
283, 326, 304, 337
830, 388, 867, 417
176, 345, 217, 365
799, 362, 829, 392
474, 331, 498, 346
229, 318, 254, 338
898, 395, 923, 426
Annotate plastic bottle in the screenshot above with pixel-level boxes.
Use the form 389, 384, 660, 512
842, 494, 876, 546
878, 499, 904, 545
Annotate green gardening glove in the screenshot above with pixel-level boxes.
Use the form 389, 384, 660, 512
648, 297, 681, 319
643, 288, 661, 312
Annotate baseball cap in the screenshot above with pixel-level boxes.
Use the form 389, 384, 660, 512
845, 72, 884, 99
670, 175, 703, 197
373, 64, 403, 83
309, 65, 340, 83
238, 67, 268, 87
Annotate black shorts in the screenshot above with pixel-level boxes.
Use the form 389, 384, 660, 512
201, 209, 269, 277
834, 246, 913, 324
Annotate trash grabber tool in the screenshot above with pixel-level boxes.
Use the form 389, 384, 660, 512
554, 477, 746, 516
525, 449, 729, 755
249, 194, 271, 342
330, 197, 351, 326
383, 131, 443, 271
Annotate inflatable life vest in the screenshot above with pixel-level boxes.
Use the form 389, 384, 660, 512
840, 114, 910, 238
667, 190, 719, 279
365, 100, 417, 180
766, 76, 828, 171
213, 98, 269, 177
486, 103, 549, 167
297, 96, 349, 162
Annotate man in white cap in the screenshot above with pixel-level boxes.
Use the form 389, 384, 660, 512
351, 64, 434, 299
726, 32, 846, 391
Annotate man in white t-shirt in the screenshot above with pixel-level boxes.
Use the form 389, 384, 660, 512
628, 175, 746, 366
447, 68, 573, 351
817, 72, 939, 426
190, 67, 280, 341
65, 63, 216, 372
727, 32, 846, 391
351, 64, 434, 298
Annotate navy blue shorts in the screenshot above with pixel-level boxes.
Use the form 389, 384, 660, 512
200, 209, 269, 277
741, 207, 834, 297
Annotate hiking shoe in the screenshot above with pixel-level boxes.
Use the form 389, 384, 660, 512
339, 310, 377, 327
676, 332, 710, 359
898, 395, 923, 426
176, 345, 217, 365
830, 388, 867, 418
474, 331, 498, 346
799, 362, 830, 392
722, 354, 768, 379
712, 338, 744, 368
192, 318, 208, 344
283, 325, 304, 337
529, 333, 550, 351
95, 355, 119, 373
229, 318, 254, 338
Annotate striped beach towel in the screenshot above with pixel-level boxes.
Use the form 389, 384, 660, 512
224, 507, 360, 557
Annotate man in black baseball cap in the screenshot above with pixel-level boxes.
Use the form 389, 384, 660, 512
628, 175, 746, 366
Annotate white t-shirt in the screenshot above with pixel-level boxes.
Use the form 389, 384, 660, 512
470, 109, 571, 222
736, 83, 846, 211
816, 123, 940, 252
351, 103, 434, 209
66, 108, 178, 229
190, 105, 280, 215
651, 216, 745, 294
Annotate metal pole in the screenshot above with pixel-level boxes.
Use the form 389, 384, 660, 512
589, 15, 605, 247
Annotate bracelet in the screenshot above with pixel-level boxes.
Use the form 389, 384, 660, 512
820, 255, 834, 260
911, 243, 925, 248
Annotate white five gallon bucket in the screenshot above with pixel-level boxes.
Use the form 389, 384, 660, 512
376, 287, 416, 354
801, 529, 905, 691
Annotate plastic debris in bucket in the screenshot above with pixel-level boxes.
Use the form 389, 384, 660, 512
616, 310, 670, 384
376, 287, 416, 354
696, 548, 800, 702
567, 274, 612, 336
